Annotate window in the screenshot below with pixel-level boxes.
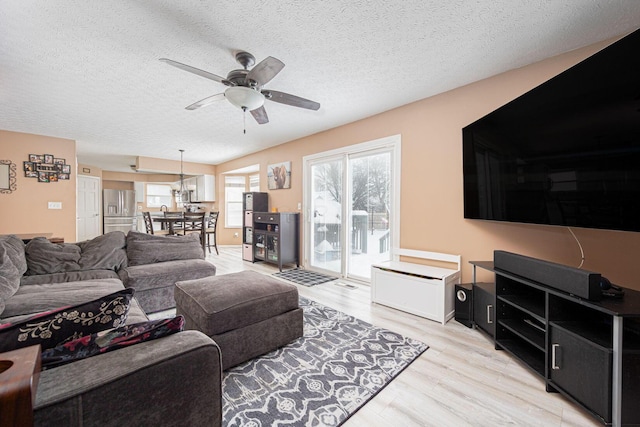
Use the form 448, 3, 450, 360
249, 174, 260, 192
146, 184, 173, 208
225, 176, 246, 227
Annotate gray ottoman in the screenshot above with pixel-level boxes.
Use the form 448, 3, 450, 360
175, 270, 303, 370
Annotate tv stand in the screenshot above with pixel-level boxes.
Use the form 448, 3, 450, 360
470, 256, 640, 427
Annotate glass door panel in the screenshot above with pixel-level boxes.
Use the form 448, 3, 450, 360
267, 235, 279, 262
254, 232, 266, 260
348, 151, 392, 280
309, 159, 343, 274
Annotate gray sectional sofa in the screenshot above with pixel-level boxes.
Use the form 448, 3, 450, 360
0, 231, 222, 426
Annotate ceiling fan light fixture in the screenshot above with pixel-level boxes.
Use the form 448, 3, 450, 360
225, 86, 265, 111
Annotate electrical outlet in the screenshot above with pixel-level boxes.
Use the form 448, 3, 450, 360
48, 202, 62, 209
233, 232, 239, 238
297, 202, 301, 210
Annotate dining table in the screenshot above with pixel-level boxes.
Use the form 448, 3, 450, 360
152, 216, 185, 235
152, 213, 210, 236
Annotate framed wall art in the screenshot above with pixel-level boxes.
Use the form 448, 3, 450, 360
267, 161, 291, 190
25, 154, 71, 183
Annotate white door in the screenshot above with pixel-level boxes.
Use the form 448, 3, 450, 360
77, 175, 101, 241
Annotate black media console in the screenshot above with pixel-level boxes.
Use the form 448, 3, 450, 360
470, 252, 640, 427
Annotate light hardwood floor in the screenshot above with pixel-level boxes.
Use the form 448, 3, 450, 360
198, 246, 600, 426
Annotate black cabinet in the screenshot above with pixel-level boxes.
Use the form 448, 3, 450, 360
470, 258, 640, 426
549, 323, 612, 421
242, 192, 268, 261
253, 212, 299, 271
473, 282, 495, 338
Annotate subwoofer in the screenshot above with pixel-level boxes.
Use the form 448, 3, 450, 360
455, 283, 473, 328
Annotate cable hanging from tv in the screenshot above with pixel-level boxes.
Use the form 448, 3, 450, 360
567, 227, 585, 268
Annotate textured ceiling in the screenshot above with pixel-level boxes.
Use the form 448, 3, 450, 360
1, 1, 639, 171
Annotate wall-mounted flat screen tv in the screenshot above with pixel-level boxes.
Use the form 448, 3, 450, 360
463, 28, 640, 232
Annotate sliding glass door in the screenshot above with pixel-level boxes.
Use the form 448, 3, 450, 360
304, 136, 400, 282
309, 158, 343, 275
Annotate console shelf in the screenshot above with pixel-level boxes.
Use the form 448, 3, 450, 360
499, 318, 545, 351
497, 295, 545, 323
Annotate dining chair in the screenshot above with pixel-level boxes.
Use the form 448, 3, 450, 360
142, 212, 170, 235
205, 211, 219, 255
182, 211, 206, 253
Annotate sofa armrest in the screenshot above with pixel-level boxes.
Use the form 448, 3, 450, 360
33, 331, 222, 427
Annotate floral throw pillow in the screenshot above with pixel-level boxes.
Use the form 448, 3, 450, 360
41, 315, 184, 369
0, 288, 134, 353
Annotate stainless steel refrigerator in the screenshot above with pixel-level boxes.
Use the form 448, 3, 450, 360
103, 189, 137, 234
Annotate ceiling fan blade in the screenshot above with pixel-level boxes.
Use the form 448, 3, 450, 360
264, 90, 320, 110
159, 58, 226, 84
250, 106, 269, 124
185, 93, 225, 110
247, 56, 284, 86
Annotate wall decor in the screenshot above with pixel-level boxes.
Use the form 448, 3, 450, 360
0, 160, 17, 194
267, 161, 291, 190
25, 154, 70, 182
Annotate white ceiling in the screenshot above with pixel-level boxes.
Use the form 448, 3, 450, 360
1, 1, 639, 172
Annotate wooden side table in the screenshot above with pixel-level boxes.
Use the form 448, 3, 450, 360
0, 345, 41, 427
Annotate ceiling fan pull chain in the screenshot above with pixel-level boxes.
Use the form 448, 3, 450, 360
243, 107, 247, 134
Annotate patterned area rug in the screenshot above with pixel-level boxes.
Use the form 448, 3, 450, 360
273, 268, 338, 287
222, 297, 428, 426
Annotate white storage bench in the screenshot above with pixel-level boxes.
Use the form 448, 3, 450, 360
371, 249, 461, 324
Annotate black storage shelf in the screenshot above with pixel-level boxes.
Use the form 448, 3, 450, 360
470, 257, 640, 426
499, 318, 545, 351
242, 192, 268, 262
498, 295, 545, 323
497, 338, 545, 377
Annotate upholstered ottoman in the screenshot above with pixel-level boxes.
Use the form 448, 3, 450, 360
174, 270, 303, 370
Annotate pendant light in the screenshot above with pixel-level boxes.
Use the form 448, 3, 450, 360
178, 149, 190, 204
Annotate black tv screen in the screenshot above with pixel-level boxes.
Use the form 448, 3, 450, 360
463, 28, 640, 232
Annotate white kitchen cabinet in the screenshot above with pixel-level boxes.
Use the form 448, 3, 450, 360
134, 181, 144, 203
195, 174, 215, 202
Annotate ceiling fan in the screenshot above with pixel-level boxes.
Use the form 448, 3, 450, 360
159, 51, 320, 126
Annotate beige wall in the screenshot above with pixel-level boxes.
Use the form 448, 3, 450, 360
216, 36, 640, 289
0, 130, 77, 241
78, 163, 102, 178
136, 156, 216, 176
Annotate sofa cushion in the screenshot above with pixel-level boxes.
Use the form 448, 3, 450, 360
118, 259, 217, 292
24, 237, 81, 275
0, 235, 27, 315
77, 231, 128, 271
125, 231, 204, 266
41, 315, 184, 369
0, 288, 134, 353
20, 269, 120, 286
2, 278, 126, 320
24, 232, 128, 277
